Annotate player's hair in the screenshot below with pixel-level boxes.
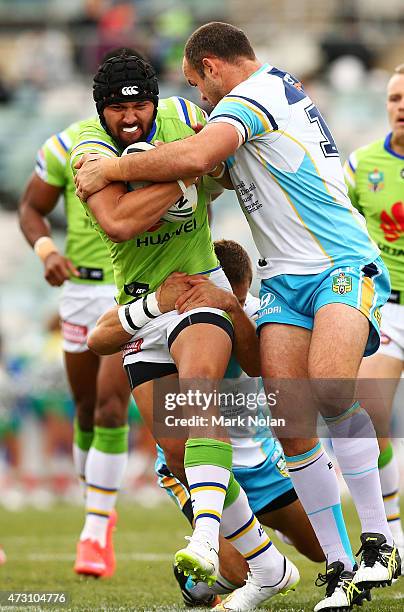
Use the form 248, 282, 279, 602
185, 22, 256, 77
214, 239, 253, 286
394, 63, 404, 75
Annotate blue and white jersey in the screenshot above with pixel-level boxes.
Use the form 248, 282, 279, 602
209, 64, 379, 279
222, 294, 274, 468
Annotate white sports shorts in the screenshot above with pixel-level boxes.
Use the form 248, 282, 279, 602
122, 268, 232, 372
378, 302, 404, 362
59, 281, 116, 353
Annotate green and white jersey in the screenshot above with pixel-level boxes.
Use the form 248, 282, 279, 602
344, 133, 404, 290
35, 119, 115, 285
71, 97, 219, 305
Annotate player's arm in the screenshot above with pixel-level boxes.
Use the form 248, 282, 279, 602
18, 173, 79, 286
88, 273, 193, 354
175, 278, 261, 377
84, 176, 196, 242
75, 122, 240, 199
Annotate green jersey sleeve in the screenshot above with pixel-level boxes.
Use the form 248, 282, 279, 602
35, 129, 75, 188
343, 153, 362, 213
70, 119, 119, 171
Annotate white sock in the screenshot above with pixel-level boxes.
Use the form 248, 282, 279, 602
185, 465, 229, 551
221, 485, 285, 586
326, 403, 393, 546
285, 442, 355, 569
81, 448, 127, 547
379, 444, 404, 544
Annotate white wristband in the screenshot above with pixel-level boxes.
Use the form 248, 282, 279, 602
177, 179, 188, 194
118, 292, 162, 335
33, 236, 59, 262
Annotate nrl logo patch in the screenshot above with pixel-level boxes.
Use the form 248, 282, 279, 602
368, 168, 384, 192
332, 272, 352, 295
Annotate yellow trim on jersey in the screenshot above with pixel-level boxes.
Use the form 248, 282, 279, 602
253, 142, 334, 266
71, 142, 117, 158
226, 517, 258, 542
225, 97, 275, 134
281, 131, 337, 202
184, 98, 197, 126
50, 135, 69, 159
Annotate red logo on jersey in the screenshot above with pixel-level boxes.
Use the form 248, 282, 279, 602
380, 201, 404, 242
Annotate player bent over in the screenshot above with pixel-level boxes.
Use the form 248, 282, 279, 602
72, 53, 299, 608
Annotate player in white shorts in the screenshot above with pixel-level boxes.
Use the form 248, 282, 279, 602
344, 63, 404, 568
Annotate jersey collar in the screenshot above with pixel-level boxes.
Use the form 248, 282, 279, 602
384, 132, 404, 159
248, 62, 271, 80
146, 120, 157, 143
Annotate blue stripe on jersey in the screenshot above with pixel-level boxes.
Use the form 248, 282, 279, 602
178, 98, 191, 127
74, 140, 119, 155
265, 154, 377, 262
146, 120, 157, 143
384, 132, 404, 160
212, 113, 249, 142
267, 67, 307, 105
348, 158, 356, 173
57, 133, 69, 152
35, 155, 44, 170
229, 95, 278, 130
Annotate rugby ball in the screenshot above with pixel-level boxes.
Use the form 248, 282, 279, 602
121, 142, 198, 223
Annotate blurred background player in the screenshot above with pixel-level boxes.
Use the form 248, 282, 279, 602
344, 63, 404, 568
18, 49, 138, 578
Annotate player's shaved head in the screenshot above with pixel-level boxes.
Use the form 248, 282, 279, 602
185, 22, 256, 77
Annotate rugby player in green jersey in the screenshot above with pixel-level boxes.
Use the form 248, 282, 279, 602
18, 51, 137, 579
71, 51, 299, 605
344, 64, 404, 568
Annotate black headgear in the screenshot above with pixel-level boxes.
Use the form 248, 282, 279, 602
93, 55, 159, 130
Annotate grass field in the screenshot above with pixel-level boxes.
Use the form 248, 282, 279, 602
0, 500, 403, 611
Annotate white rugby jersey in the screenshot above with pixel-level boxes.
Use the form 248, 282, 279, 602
209, 64, 379, 279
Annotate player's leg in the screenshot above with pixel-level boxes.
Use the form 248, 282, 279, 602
64, 350, 98, 487
77, 352, 131, 577
259, 322, 363, 612
169, 319, 234, 583
259, 500, 324, 562
310, 301, 400, 592
260, 323, 355, 568
358, 346, 404, 567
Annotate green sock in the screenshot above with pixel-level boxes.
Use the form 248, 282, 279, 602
74, 418, 94, 451
92, 425, 129, 454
